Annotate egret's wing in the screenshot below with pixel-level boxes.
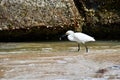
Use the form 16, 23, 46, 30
74, 33, 95, 43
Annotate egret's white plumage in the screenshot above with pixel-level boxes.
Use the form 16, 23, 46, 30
66, 30, 95, 52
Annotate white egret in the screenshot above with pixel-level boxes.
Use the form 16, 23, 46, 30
65, 30, 95, 52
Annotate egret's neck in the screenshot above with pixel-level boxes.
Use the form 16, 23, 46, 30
67, 34, 75, 41
69, 33, 74, 36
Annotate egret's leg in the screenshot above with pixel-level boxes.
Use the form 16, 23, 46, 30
84, 44, 88, 52
78, 44, 80, 51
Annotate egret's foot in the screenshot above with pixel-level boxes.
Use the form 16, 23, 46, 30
86, 48, 89, 53
78, 44, 80, 52
84, 45, 88, 53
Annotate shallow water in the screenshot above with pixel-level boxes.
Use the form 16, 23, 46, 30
0, 41, 120, 54
0, 41, 120, 80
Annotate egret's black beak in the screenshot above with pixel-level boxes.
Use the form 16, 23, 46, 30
59, 34, 67, 40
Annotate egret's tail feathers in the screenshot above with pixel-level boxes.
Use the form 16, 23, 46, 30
91, 38, 95, 41
87, 37, 95, 42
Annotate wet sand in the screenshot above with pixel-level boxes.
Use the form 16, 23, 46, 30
0, 41, 120, 80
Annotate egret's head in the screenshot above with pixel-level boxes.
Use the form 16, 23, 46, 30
66, 30, 74, 35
